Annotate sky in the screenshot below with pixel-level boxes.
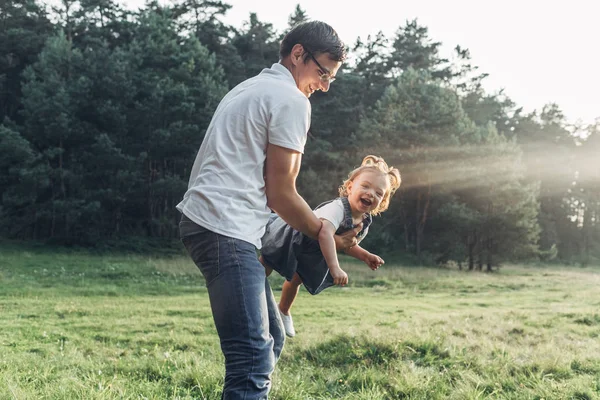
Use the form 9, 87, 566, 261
117, 0, 598, 125
212, 0, 599, 126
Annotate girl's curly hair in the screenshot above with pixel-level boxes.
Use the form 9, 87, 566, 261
338, 155, 401, 215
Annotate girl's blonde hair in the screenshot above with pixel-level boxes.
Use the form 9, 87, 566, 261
338, 155, 401, 215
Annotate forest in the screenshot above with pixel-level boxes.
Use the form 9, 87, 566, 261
1, 0, 598, 268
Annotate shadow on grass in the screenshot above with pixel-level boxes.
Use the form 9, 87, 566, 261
574, 314, 600, 326
296, 334, 452, 370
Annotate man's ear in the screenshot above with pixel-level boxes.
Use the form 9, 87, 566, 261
290, 44, 305, 65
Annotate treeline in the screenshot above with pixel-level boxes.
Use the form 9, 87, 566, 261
1, 0, 598, 267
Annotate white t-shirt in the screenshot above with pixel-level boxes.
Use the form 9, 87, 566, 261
314, 199, 345, 230
314, 199, 369, 245
177, 63, 311, 248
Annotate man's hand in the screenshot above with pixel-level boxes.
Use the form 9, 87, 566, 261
365, 253, 384, 270
333, 222, 362, 251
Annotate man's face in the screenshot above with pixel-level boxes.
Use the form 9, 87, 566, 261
291, 49, 342, 98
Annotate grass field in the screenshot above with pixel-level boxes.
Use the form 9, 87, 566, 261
1, 243, 600, 399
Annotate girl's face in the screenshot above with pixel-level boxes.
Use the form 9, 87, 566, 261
347, 170, 390, 215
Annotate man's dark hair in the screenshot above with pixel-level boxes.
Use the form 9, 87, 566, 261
280, 21, 347, 62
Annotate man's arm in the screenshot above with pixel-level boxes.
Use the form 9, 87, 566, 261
265, 143, 321, 239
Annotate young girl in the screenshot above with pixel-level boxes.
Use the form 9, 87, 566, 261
260, 155, 401, 337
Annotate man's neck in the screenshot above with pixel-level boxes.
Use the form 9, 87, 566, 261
279, 58, 293, 73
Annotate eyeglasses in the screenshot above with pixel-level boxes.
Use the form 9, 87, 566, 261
306, 51, 336, 83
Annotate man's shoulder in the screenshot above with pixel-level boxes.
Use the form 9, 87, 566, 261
256, 67, 309, 102
234, 74, 307, 104
261, 78, 307, 101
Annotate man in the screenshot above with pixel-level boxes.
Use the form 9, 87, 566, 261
177, 21, 358, 399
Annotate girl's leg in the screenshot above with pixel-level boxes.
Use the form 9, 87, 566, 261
278, 273, 303, 337
279, 272, 303, 315
259, 255, 273, 276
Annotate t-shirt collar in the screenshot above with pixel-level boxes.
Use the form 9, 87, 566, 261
269, 62, 296, 85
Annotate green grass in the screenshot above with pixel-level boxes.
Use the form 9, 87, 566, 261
1, 243, 600, 399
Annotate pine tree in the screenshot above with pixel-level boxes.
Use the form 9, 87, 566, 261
0, 0, 54, 124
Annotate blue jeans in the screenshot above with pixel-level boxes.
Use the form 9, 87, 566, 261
180, 219, 285, 400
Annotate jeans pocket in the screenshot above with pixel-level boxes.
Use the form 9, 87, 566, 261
182, 231, 220, 285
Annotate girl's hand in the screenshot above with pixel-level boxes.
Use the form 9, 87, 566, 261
330, 267, 348, 286
366, 253, 384, 270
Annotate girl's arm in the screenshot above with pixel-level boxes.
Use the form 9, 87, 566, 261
345, 245, 385, 271
319, 220, 348, 286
